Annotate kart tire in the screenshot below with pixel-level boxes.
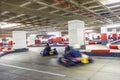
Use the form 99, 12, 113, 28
40, 52, 43, 56
58, 57, 75, 67
40, 52, 47, 56
58, 57, 69, 67
58, 57, 62, 63
89, 59, 94, 63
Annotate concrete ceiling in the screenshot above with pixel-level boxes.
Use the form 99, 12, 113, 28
0, 0, 120, 37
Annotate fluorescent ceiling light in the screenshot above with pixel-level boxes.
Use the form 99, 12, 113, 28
85, 26, 95, 29
85, 30, 95, 33
100, 0, 120, 5
0, 22, 21, 29
105, 23, 120, 28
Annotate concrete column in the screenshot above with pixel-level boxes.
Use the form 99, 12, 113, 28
29, 34, 36, 45
101, 27, 107, 45
12, 31, 27, 49
68, 20, 85, 49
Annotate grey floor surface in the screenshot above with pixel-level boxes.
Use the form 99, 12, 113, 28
0, 47, 120, 80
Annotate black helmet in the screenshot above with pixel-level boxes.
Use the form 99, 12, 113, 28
46, 43, 49, 46
65, 45, 72, 51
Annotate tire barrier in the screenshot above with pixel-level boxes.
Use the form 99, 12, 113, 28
14, 48, 29, 52
81, 49, 120, 57
0, 47, 13, 57
0, 52, 5, 57
0, 48, 28, 57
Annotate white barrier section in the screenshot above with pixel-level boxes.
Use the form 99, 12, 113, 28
47, 31, 61, 37
12, 31, 27, 49
68, 20, 85, 48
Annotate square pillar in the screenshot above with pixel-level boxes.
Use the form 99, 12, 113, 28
29, 34, 36, 45
12, 31, 27, 49
68, 20, 85, 49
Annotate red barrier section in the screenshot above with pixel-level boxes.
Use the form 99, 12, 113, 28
109, 45, 118, 49
55, 37, 63, 42
7, 47, 12, 50
0, 48, 2, 51
48, 37, 64, 43
0, 48, 4, 51
91, 50, 110, 53
112, 34, 117, 39
101, 33, 107, 40
89, 42, 96, 45
35, 39, 41, 44
0, 42, 3, 45
1, 48, 4, 49
8, 41, 14, 45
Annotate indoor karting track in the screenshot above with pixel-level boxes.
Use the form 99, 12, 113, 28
0, 46, 120, 80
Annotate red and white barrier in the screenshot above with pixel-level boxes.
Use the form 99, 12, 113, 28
81, 49, 120, 57
0, 48, 4, 52
0, 47, 13, 57
0, 47, 13, 52
63, 41, 69, 45
81, 49, 116, 53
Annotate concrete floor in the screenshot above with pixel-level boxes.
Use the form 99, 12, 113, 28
0, 46, 120, 80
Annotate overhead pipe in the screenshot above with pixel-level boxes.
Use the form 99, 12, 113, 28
5, 21, 43, 26
53, 0, 85, 13
53, 0, 98, 18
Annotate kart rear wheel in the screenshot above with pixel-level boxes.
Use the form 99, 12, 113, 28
89, 58, 94, 63
58, 57, 75, 67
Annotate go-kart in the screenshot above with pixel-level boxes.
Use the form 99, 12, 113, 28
58, 53, 93, 66
40, 48, 58, 56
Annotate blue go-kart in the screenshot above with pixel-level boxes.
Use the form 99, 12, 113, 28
58, 53, 93, 67
58, 46, 93, 66
40, 48, 58, 56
